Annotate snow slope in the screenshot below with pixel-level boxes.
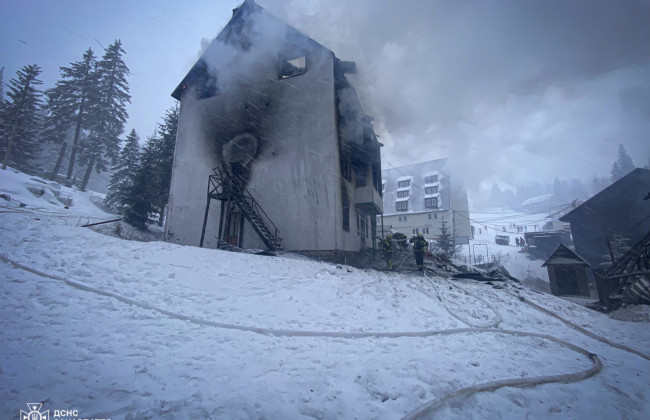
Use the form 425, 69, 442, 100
465, 210, 554, 288
1, 168, 649, 419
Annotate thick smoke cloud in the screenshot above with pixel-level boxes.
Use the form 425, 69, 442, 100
259, 0, 650, 197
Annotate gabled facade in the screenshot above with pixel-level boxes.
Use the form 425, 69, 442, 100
542, 244, 590, 297
560, 168, 650, 268
164, 0, 382, 257
378, 159, 471, 242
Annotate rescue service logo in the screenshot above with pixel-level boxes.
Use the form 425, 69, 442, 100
18, 404, 110, 420
20, 403, 49, 420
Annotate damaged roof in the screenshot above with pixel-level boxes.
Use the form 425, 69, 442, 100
171, 0, 334, 100
560, 168, 650, 223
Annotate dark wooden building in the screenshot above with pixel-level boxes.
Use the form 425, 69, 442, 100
560, 168, 650, 269
542, 244, 590, 297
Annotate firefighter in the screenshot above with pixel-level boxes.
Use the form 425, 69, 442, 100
382, 234, 394, 270
413, 233, 428, 271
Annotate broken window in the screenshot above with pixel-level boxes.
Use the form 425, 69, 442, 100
398, 180, 410, 188
340, 156, 352, 182
197, 77, 220, 99
425, 198, 438, 208
425, 186, 438, 194
397, 190, 409, 198
354, 163, 367, 187
280, 56, 307, 79
342, 183, 350, 231
396, 201, 408, 212
372, 160, 382, 193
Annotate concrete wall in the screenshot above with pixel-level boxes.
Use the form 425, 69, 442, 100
380, 210, 451, 241
164, 95, 220, 247
165, 40, 375, 252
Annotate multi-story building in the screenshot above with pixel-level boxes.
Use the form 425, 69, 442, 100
379, 159, 471, 243
164, 0, 382, 260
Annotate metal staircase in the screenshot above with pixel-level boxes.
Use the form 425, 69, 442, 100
200, 165, 283, 252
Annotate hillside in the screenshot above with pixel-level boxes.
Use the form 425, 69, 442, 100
1, 167, 649, 419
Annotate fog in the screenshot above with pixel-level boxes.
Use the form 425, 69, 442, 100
1, 0, 649, 202
260, 0, 650, 198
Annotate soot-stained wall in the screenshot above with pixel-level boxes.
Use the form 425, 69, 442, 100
165, 1, 380, 253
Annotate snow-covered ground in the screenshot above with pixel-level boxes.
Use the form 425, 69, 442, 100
462, 210, 554, 289
1, 168, 649, 419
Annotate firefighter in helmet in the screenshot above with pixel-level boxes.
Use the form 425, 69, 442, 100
413, 233, 428, 271
382, 234, 394, 270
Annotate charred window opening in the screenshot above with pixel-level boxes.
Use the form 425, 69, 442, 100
181, 61, 221, 100
396, 201, 408, 212
372, 159, 382, 194
197, 77, 220, 99
354, 162, 367, 187
342, 182, 350, 231
340, 155, 352, 181
280, 56, 306, 79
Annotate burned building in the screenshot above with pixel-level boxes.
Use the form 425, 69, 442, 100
560, 168, 650, 269
164, 0, 382, 258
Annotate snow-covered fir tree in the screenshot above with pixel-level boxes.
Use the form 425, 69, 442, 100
437, 216, 455, 257
43, 48, 99, 183
122, 134, 158, 230
1, 64, 43, 172
150, 104, 179, 225
104, 128, 140, 213
78, 40, 130, 191
610, 144, 635, 183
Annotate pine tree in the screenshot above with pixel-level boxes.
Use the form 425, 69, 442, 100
43, 48, 99, 183
79, 40, 130, 191
1, 65, 43, 171
104, 128, 140, 213
122, 135, 158, 230
591, 175, 609, 195
437, 215, 454, 257
150, 104, 179, 225
610, 144, 635, 183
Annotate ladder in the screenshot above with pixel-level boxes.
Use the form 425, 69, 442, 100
200, 165, 283, 252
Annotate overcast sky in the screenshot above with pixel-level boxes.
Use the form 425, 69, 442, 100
2, 0, 649, 197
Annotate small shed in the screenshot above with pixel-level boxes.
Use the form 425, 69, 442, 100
542, 244, 591, 297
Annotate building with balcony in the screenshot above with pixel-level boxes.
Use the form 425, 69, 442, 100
164, 0, 382, 259
378, 159, 471, 243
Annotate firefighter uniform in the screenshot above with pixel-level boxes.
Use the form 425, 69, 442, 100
382, 235, 393, 270
413, 233, 427, 271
